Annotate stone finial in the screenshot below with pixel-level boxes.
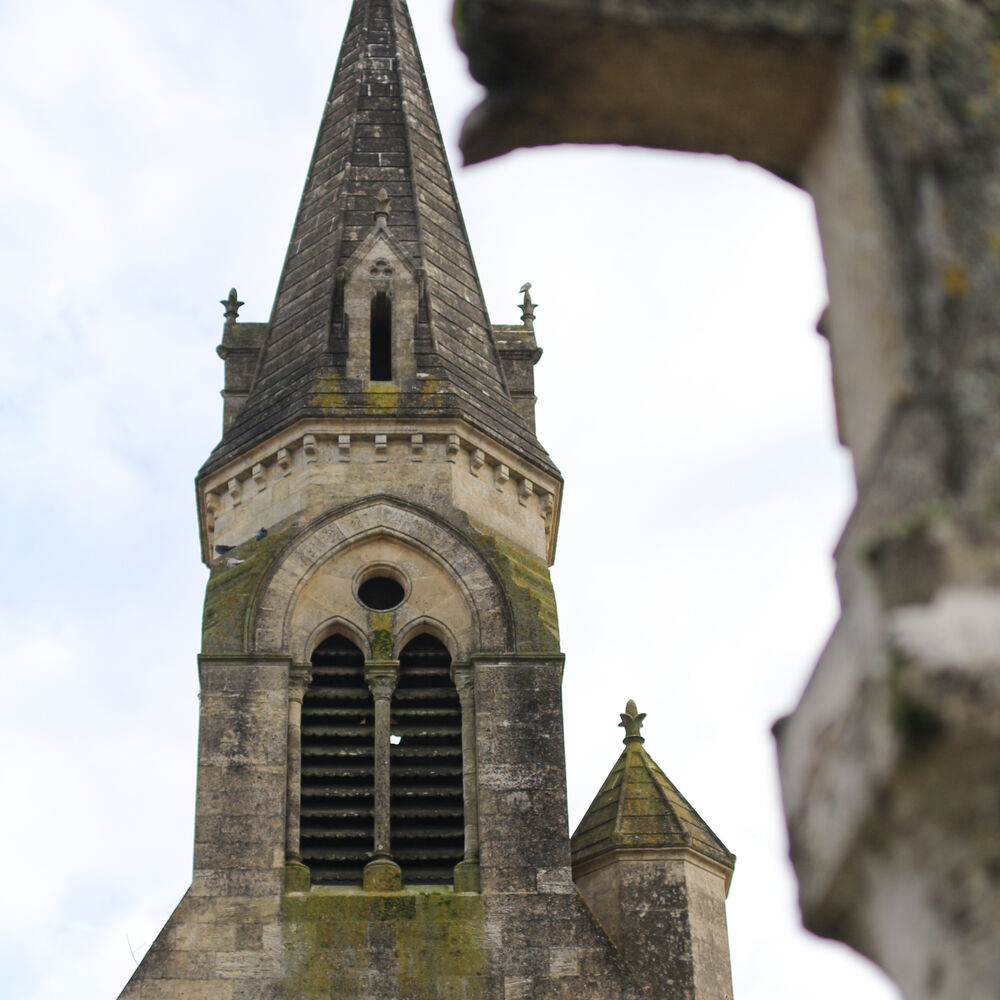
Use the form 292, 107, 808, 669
375, 187, 391, 226
619, 700, 646, 744
221, 288, 244, 327
519, 281, 537, 328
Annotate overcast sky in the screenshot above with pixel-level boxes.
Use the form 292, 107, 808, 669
0, 1, 901, 998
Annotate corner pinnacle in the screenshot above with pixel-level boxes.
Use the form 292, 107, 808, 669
519, 281, 537, 328
221, 288, 244, 327
619, 700, 646, 744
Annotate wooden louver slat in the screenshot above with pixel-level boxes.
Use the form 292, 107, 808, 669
391, 635, 464, 884
301, 634, 372, 885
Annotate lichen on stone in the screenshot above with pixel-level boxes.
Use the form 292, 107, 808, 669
202, 515, 300, 653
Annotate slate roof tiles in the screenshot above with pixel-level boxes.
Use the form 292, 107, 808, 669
201, 0, 557, 479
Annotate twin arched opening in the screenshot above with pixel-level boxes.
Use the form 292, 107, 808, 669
254, 501, 511, 891
299, 631, 464, 886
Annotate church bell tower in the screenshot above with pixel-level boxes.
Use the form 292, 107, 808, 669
119, 2, 735, 997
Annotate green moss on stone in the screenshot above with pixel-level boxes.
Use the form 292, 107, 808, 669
890, 652, 945, 751
364, 382, 401, 412
467, 517, 560, 653
309, 373, 347, 410
419, 376, 446, 409
863, 501, 947, 564
202, 516, 300, 653
370, 611, 394, 660
282, 889, 487, 1000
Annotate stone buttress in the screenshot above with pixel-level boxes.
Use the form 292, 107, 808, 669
117, 2, 735, 998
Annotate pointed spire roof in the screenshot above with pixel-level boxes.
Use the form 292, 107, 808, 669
201, 0, 556, 478
571, 701, 735, 880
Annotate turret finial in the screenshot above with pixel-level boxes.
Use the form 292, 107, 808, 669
221, 288, 244, 327
519, 281, 537, 329
619, 700, 646, 744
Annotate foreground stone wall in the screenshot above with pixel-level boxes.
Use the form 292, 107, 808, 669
454, 3, 1000, 998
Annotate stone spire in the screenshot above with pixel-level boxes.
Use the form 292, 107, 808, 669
201, 0, 556, 479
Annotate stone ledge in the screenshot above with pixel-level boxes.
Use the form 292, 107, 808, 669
199, 420, 561, 566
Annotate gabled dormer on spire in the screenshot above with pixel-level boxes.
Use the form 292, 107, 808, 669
201, 0, 555, 481
339, 189, 420, 385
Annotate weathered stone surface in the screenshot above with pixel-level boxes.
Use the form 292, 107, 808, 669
455, 1, 1000, 997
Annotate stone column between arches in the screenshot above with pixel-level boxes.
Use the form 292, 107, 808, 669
453, 663, 482, 892
363, 660, 403, 891
284, 664, 312, 892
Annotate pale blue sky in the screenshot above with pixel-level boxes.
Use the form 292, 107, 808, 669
0, 1, 898, 997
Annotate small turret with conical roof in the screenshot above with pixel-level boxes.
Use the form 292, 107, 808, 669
572, 702, 737, 1000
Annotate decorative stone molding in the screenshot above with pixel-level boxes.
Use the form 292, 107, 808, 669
198, 425, 563, 567
539, 492, 554, 521
365, 661, 399, 702
252, 463, 267, 492
204, 492, 219, 532
252, 499, 514, 658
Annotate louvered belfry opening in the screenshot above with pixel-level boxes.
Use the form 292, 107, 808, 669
301, 634, 372, 885
391, 635, 464, 883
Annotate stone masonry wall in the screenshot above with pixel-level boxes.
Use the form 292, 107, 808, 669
474, 656, 643, 1000
121, 650, 650, 1000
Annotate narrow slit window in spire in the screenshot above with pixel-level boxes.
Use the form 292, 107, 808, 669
370, 292, 392, 381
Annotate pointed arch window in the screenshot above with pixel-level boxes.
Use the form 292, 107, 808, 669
298, 632, 467, 888
300, 634, 372, 886
370, 291, 392, 380
391, 635, 464, 884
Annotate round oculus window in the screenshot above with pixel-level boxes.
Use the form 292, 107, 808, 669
357, 575, 405, 611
